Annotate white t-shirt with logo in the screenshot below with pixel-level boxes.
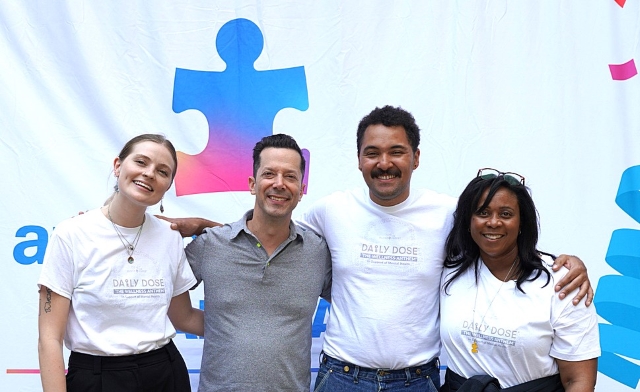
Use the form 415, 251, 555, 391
298, 188, 457, 369
440, 255, 600, 387
38, 208, 196, 356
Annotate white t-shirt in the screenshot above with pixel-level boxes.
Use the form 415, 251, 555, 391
440, 255, 601, 387
297, 188, 457, 369
38, 208, 196, 356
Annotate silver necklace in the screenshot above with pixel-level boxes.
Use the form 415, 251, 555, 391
470, 257, 518, 354
107, 204, 145, 264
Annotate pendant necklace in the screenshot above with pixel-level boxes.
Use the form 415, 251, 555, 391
107, 204, 145, 264
471, 257, 518, 354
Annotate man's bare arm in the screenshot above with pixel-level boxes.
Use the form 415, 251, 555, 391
155, 216, 222, 238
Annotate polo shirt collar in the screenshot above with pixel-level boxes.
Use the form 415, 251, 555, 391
229, 209, 303, 242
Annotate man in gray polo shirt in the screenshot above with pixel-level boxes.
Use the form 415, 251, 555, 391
184, 134, 332, 391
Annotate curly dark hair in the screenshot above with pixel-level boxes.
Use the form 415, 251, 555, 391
443, 175, 551, 294
356, 105, 420, 154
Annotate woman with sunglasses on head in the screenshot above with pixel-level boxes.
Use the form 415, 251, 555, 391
439, 169, 600, 392
37, 134, 203, 392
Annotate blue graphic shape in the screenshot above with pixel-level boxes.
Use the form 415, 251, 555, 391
606, 229, 640, 279
312, 298, 330, 337
595, 164, 640, 388
616, 165, 640, 223
596, 275, 640, 330
172, 18, 310, 195
599, 351, 640, 389
14, 225, 48, 265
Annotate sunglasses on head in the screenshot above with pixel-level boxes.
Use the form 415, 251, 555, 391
476, 168, 525, 186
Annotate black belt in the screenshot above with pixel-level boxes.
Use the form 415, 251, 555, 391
320, 351, 439, 377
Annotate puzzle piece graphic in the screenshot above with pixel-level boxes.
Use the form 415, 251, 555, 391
173, 18, 310, 195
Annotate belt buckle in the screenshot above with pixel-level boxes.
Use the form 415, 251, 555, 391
378, 369, 390, 376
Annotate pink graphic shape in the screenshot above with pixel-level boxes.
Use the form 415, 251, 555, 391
615, 0, 626, 8
609, 59, 637, 80
7, 369, 41, 374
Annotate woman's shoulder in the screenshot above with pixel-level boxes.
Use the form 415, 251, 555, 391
144, 213, 182, 238
522, 253, 566, 290
53, 208, 104, 232
538, 253, 569, 279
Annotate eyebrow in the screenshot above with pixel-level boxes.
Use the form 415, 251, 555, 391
362, 144, 409, 151
133, 154, 173, 171
261, 166, 300, 175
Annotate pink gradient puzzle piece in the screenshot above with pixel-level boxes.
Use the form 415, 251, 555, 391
609, 59, 637, 80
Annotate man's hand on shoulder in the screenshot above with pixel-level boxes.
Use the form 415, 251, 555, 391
552, 254, 593, 306
155, 216, 222, 238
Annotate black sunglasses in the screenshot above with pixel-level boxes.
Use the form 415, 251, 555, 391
476, 168, 525, 186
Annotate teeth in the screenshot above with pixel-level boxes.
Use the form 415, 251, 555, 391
269, 196, 287, 201
134, 181, 152, 191
484, 234, 503, 239
378, 175, 396, 180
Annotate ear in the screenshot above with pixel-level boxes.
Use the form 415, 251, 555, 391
413, 148, 420, 170
248, 176, 256, 195
299, 183, 306, 201
113, 157, 121, 177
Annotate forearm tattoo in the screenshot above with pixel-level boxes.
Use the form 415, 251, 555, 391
43, 287, 52, 313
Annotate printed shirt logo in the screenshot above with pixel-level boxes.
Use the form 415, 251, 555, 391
358, 218, 420, 269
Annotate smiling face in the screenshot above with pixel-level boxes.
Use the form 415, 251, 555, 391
470, 187, 521, 264
358, 124, 420, 207
113, 141, 175, 208
249, 147, 304, 222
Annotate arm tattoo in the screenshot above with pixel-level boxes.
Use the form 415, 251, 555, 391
44, 287, 52, 313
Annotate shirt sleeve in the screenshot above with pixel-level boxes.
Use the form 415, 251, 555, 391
185, 231, 208, 285
549, 268, 601, 361
295, 198, 328, 237
172, 244, 197, 296
37, 223, 75, 299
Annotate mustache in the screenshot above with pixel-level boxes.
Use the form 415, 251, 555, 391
370, 167, 402, 178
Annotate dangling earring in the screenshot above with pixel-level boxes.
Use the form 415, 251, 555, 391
160, 198, 165, 213
114, 183, 119, 193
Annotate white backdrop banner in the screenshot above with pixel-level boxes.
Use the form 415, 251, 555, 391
2, 1, 639, 391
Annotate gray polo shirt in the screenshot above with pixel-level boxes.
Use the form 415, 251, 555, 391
186, 210, 332, 392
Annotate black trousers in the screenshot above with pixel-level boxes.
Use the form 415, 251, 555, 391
66, 340, 191, 392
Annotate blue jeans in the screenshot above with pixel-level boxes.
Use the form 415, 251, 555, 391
314, 353, 440, 392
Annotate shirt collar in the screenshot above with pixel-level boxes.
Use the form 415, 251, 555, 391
228, 209, 303, 242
